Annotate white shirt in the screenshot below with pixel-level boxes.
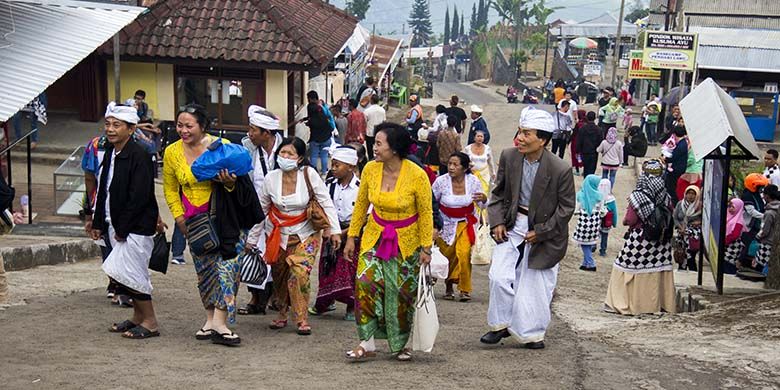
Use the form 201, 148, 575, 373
558, 98, 578, 124
431, 174, 485, 246
103, 151, 117, 223
363, 104, 386, 137
327, 174, 360, 224
258, 167, 341, 249
465, 144, 494, 173
251, 133, 282, 196
765, 165, 780, 187
430, 112, 448, 132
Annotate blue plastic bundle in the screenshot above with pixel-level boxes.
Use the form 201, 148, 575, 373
191, 138, 253, 182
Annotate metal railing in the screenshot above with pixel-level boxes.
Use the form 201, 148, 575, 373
0, 128, 36, 225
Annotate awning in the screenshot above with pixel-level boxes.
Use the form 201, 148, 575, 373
0, 0, 145, 123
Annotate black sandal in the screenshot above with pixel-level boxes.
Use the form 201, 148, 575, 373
195, 328, 215, 340
211, 331, 241, 346
237, 304, 265, 315
109, 320, 137, 333
122, 325, 160, 339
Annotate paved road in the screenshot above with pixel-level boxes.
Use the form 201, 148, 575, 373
433, 82, 507, 106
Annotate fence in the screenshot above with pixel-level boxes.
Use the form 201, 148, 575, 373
0, 128, 36, 225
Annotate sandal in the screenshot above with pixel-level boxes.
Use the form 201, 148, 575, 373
443, 292, 455, 301
345, 346, 377, 362
211, 331, 241, 346
459, 292, 472, 302
269, 319, 288, 330
396, 348, 413, 362
122, 325, 160, 339
195, 328, 215, 340
238, 304, 265, 315
297, 323, 312, 336
109, 320, 138, 333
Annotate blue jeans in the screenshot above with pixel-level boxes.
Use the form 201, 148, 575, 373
602, 168, 617, 189
171, 223, 186, 260
13, 112, 39, 143
599, 231, 609, 255
581, 244, 596, 268
309, 138, 332, 173
645, 122, 657, 144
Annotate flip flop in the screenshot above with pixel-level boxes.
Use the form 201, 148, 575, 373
269, 319, 288, 330
238, 304, 265, 315
195, 328, 215, 340
396, 348, 413, 362
345, 346, 376, 362
211, 331, 241, 346
109, 320, 137, 333
122, 325, 160, 339
459, 292, 472, 302
443, 293, 455, 301
297, 323, 312, 336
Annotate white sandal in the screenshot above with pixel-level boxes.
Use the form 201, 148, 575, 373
396, 348, 413, 362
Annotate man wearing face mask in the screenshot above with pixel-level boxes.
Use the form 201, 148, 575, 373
239, 105, 283, 315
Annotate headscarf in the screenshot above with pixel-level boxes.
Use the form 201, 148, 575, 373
682, 185, 702, 219
576, 109, 587, 129
331, 146, 358, 166
105, 101, 139, 124
598, 178, 615, 203
518, 106, 555, 133
604, 97, 621, 114
576, 174, 603, 215
248, 105, 280, 130
605, 127, 618, 144
726, 198, 745, 236
629, 159, 670, 222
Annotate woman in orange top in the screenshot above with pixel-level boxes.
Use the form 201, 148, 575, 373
344, 123, 433, 362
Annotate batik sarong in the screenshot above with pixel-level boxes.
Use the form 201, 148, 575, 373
192, 251, 240, 324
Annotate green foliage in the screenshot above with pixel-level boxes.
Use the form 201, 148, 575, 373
460, 14, 465, 37
625, 0, 650, 23
444, 8, 451, 44
408, 0, 433, 46
345, 0, 371, 20
470, 3, 478, 36
452, 6, 460, 40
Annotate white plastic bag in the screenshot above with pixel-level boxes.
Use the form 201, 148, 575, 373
471, 222, 495, 265
429, 246, 449, 280
412, 265, 439, 352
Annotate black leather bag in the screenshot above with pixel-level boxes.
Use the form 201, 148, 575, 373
185, 195, 219, 257
149, 233, 170, 274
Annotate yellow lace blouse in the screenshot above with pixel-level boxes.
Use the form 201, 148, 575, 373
162, 137, 226, 219
348, 159, 433, 259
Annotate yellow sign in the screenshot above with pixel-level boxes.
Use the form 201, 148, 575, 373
628, 50, 661, 80
642, 31, 698, 70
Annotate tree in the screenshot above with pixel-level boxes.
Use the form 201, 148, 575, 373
408, 0, 433, 46
452, 6, 460, 40
444, 8, 451, 45
345, 0, 371, 20
460, 14, 465, 37
477, 0, 488, 31
470, 3, 478, 36
625, 0, 650, 23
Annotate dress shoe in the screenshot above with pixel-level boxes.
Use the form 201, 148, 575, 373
480, 329, 510, 344
521, 341, 545, 349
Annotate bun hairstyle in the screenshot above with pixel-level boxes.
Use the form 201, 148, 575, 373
177, 104, 209, 131
450, 151, 472, 174
375, 122, 413, 158
765, 184, 780, 201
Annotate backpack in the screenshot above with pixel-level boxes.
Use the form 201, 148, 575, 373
643, 200, 673, 243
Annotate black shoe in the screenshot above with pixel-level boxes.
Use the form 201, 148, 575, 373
585, 267, 597, 272
480, 329, 510, 344
521, 341, 545, 349
579, 265, 587, 271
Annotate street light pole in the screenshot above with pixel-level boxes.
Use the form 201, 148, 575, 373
610, 0, 626, 89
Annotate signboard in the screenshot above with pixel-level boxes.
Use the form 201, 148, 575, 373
628, 50, 661, 80
702, 158, 726, 282
583, 63, 602, 76
642, 31, 698, 70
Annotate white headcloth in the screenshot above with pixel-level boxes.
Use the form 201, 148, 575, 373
248, 105, 280, 130
105, 101, 139, 124
331, 146, 359, 166
518, 106, 555, 133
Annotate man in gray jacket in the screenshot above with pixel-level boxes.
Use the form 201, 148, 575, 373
480, 106, 575, 349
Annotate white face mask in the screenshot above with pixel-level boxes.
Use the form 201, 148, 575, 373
277, 156, 299, 172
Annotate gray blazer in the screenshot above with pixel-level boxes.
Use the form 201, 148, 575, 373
488, 147, 575, 269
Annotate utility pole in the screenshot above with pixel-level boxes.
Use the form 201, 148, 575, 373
610, 0, 626, 89
113, 33, 121, 102
543, 24, 550, 78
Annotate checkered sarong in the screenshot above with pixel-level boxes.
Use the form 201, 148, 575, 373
614, 228, 673, 273
723, 241, 744, 265
572, 208, 602, 245
755, 243, 772, 267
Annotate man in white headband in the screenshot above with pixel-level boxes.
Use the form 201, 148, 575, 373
239, 105, 284, 315
481, 106, 575, 350
105, 101, 140, 124
310, 145, 361, 319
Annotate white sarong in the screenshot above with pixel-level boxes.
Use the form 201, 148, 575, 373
102, 224, 154, 295
487, 213, 559, 343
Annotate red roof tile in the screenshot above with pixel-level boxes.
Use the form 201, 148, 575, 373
102, 0, 357, 69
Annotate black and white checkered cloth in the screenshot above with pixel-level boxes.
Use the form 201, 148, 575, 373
755, 243, 772, 267
572, 208, 602, 244
614, 228, 673, 273
723, 241, 744, 265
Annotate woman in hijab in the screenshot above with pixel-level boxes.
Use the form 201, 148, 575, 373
570, 109, 587, 176
598, 97, 624, 135
572, 175, 606, 272
723, 198, 745, 274
596, 127, 624, 189
605, 159, 675, 315
673, 185, 702, 271
597, 178, 618, 257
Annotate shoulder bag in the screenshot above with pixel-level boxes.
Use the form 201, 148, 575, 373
185, 192, 220, 257
240, 247, 268, 285
303, 167, 330, 231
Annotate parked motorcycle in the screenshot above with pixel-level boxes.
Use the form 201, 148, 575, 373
507, 86, 518, 103
522, 89, 539, 104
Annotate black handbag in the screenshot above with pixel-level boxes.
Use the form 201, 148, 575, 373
185, 194, 219, 257
239, 248, 268, 285
149, 233, 170, 274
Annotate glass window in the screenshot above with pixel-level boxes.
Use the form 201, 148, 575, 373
176, 67, 265, 129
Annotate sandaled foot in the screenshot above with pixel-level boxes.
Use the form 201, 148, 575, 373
122, 325, 160, 339
238, 304, 265, 315
443, 292, 455, 300
195, 328, 215, 340
396, 348, 413, 362
110, 320, 138, 333
343, 312, 356, 321
269, 319, 288, 330
345, 346, 376, 362
459, 292, 472, 302
211, 331, 241, 346
297, 323, 312, 336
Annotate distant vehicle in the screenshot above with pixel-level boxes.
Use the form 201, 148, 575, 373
522, 88, 539, 104
507, 86, 518, 103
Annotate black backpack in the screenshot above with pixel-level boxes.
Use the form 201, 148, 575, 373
643, 199, 673, 243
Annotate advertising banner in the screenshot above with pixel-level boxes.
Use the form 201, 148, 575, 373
583, 63, 602, 76
702, 159, 725, 281
628, 50, 661, 79
642, 31, 698, 70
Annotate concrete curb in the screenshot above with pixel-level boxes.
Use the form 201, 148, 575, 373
0, 239, 100, 272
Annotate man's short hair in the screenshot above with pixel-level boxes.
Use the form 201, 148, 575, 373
134, 90, 146, 99
306, 90, 319, 101
559, 100, 570, 109
451, 95, 459, 104
768, 149, 779, 160
370, 94, 380, 105
586, 111, 596, 121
